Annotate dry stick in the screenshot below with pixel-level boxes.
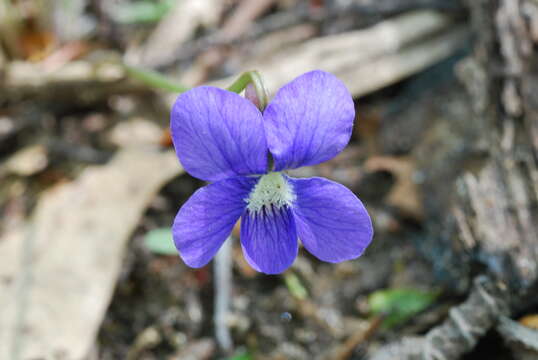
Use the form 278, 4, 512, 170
3, 12, 466, 103
167, 13, 468, 108
0, 60, 142, 103
132, 0, 225, 68
369, 276, 509, 360
204, 10, 467, 94
219, 0, 276, 41
179, 0, 276, 85
214, 237, 234, 352
165, 0, 463, 65
329, 315, 384, 360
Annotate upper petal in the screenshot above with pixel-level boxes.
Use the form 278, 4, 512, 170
171, 86, 268, 181
263, 70, 355, 171
240, 206, 298, 274
288, 176, 373, 263
173, 176, 257, 268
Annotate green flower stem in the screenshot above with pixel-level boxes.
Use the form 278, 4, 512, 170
123, 64, 190, 93
226, 70, 268, 110
124, 66, 268, 110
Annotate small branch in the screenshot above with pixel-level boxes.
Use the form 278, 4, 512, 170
204, 11, 469, 99
369, 276, 509, 360
328, 315, 384, 360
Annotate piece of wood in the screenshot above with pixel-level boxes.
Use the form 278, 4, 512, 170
370, 277, 509, 360
452, 0, 538, 290
0, 149, 183, 360
370, 0, 538, 357
132, 0, 224, 68
0, 60, 138, 105
201, 10, 468, 98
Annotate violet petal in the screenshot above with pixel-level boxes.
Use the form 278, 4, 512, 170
171, 86, 267, 181
263, 70, 355, 171
289, 176, 373, 262
173, 176, 257, 268
240, 206, 298, 274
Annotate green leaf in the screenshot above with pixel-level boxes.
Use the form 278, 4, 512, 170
227, 351, 252, 360
144, 228, 177, 255
368, 288, 438, 328
113, 0, 177, 24
284, 273, 308, 300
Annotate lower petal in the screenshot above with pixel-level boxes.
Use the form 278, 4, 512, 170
240, 206, 298, 274
173, 176, 257, 268
288, 177, 373, 263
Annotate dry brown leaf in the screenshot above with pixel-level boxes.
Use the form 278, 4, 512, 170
3, 144, 49, 176
0, 148, 183, 360
107, 118, 163, 148
134, 0, 224, 68
520, 314, 538, 330
200, 10, 467, 98
365, 156, 423, 219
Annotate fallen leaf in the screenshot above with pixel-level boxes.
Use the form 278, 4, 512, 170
111, 0, 177, 24
20, 24, 55, 61
135, 0, 224, 68
284, 272, 308, 300
368, 288, 438, 328
0, 148, 183, 360
144, 227, 176, 255
520, 314, 538, 330
3, 144, 48, 176
365, 156, 424, 219
171, 338, 215, 360
227, 350, 253, 360
107, 118, 163, 147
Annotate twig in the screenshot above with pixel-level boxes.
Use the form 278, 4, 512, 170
497, 316, 538, 351
328, 315, 384, 360
183, 11, 469, 101
219, 0, 276, 41
0, 60, 137, 104
132, 0, 225, 68
369, 276, 509, 360
214, 237, 234, 352
161, 0, 463, 67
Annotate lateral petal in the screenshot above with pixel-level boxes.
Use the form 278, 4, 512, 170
173, 176, 257, 267
289, 176, 373, 263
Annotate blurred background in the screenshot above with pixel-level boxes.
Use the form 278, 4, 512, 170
1, 0, 537, 359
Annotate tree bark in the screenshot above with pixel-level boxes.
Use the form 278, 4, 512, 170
454, 0, 538, 294
370, 0, 538, 358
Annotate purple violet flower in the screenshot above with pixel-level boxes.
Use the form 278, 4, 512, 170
170, 70, 373, 274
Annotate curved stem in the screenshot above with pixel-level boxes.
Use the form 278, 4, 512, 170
226, 70, 269, 110
123, 64, 190, 93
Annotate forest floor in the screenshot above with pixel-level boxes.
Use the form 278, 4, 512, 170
1, 1, 536, 359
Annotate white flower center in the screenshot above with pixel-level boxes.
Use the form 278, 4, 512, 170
245, 172, 295, 215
